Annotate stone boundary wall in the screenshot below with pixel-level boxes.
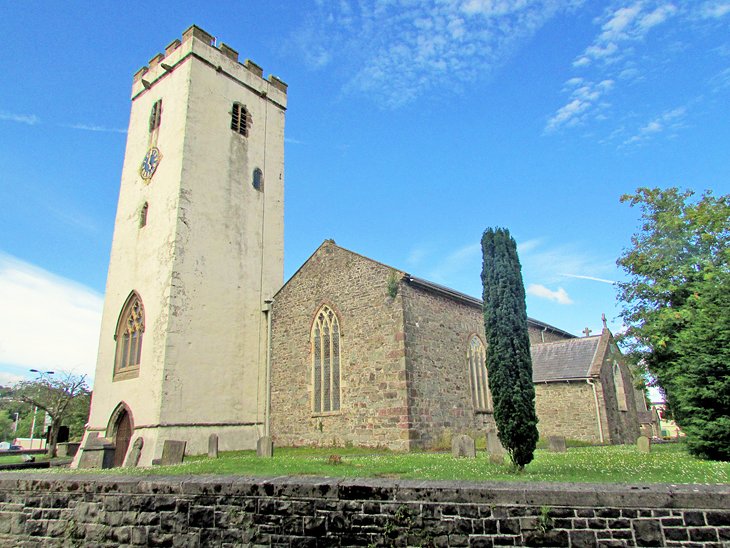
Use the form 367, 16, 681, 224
0, 474, 728, 546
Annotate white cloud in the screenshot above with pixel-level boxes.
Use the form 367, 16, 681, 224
66, 123, 126, 134
295, 0, 582, 107
0, 111, 39, 125
527, 284, 574, 304
545, 79, 614, 132
701, 1, 730, 18
623, 106, 686, 145
0, 253, 103, 381
561, 273, 616, 284
425, 242, 481, 283
518, 238, 615, 286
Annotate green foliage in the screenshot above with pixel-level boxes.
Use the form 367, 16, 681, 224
617, 188, 730, 461
0, 410, 14, 442
481, 228, 539, 469
386, 269, 399, 298
13, 373, 90, 456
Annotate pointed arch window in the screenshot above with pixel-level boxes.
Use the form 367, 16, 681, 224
613, 361, 628, 411
312, 305, 341, 413
231, 102, 251, 137
114, 293, 144, 380
467, 335, 491, 412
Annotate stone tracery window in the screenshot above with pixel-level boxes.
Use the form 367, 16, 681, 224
114, 292, 144, 380
467, 335, 491, 412
312, 305, 340, 413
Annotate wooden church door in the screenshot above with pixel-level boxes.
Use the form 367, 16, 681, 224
113, 410, 132, 467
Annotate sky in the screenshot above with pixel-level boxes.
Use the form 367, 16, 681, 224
0, 1, 728, 386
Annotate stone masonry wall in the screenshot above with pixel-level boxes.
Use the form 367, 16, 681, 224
270, 242, 410, 450
0, 474, 728, 547
401, 283, 496, 449
534, 383, 603, 443
599, 342, 641, 445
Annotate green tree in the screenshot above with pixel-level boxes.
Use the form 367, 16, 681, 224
14, 373, 90, 457
617, 187, 730, 460
0, 410, 14, 442
481, 227, 539, 469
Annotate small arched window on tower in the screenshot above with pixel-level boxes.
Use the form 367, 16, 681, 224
114, 292, 145, 380
252, 168, 263, 191
139, 202, 149, 228
312, 305, 341, 413
231, 102, 251, 137
149, 99, 162, 132
613, 361, 628, 411
467, 335, 492, 412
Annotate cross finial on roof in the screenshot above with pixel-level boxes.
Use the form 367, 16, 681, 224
582, 327, 592, 337
602, 313, 608, 329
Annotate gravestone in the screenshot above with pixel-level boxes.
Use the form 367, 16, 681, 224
451, 434, 476, 458
160, 440, 187, 465
124, 437, 144, 468
56, 442, 81, 458
486, 431, 506, 464
548, 435, 567, 453
208, 434, 219, 458
637, 435, 651, 453
76, 433, 115, 469
257, 436, 274, 458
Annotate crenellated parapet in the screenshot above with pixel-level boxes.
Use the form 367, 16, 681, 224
131, 25, 287, 105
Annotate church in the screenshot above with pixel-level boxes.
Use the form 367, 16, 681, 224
77, 26, 647, 468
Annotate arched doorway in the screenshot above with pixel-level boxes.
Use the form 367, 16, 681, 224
109, 405, 133, 467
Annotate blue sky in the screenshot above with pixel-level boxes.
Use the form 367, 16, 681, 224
0, 1, 728, 385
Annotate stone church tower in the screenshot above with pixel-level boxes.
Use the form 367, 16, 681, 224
81, 26, 286, 466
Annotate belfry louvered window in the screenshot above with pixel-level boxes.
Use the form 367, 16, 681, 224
312, 305, 341, 413
114, 292, 144, 380
467, 335, 491, 412
149, 99, 162, 132
231, 102, 251, 137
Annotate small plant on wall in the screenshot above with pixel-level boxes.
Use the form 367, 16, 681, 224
387, 269, 399, 298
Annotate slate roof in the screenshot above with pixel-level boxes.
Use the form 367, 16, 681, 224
531, 336, 602, 382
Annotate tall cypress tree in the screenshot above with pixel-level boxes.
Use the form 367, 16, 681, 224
481, 228, 539, 469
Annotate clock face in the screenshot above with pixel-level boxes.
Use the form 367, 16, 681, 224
140, 147, 161, 181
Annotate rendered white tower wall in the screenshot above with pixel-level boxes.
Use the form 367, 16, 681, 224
85, 26, 286, 466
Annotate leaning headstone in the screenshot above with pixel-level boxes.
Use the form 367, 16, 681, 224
256, 436, 274, 458
486, 431, 506, 464
637, 435, 651, 453
160, 440, 187, 465
124, 437, 144, 468
208, 434, 219, 458
548, 435, 567, 453
451, 434, 476, 458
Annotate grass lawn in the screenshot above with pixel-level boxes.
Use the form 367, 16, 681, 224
27, 443, 729, 484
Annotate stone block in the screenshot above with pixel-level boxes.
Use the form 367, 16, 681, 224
56, 442, 80, 458
76, 434, 115, 469
636, 435, 651, 453
208, 434, 219, 458
124, 437, 144, 468
257, 436, 274, 458
547, 435, 567, 453
486, 431, 506, 457
451, 434, 476, 458
160, 440, 186, 465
